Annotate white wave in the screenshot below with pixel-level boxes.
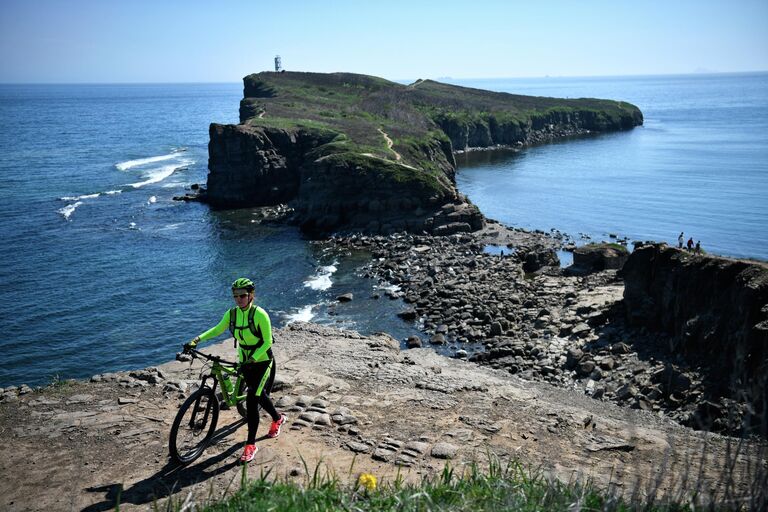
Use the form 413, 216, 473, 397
303, 263, 337, 291
128, 163, 185, 188
148, 196, 157, 204
105, 190, 122, 195
377, 283, 401, 293
285, 305, 315, 324
60, 193, 100, 201
58, 201, 82, 220
116, 153, 178, 171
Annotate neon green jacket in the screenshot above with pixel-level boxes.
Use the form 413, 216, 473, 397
197, 304, 272, 363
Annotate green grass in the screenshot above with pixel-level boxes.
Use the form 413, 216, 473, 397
246, 116, 335, 133
191, 458, 697, 512
46, 374, 78, 390
584, 242, 629, 253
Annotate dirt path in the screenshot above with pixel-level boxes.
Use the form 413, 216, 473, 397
0, 322, 764, 511
377, 128, 401, 161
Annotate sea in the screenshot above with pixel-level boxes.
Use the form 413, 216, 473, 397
1, 73, 766, 388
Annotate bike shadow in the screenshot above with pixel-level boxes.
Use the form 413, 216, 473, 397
82, 418, 247, 511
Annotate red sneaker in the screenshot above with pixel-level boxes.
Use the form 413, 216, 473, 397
239, 443, 258, 463
268, 414, 287, 438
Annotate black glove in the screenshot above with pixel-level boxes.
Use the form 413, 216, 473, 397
183, 337, 199, 354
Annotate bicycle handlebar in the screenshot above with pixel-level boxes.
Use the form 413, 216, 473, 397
186, 348, 238, 367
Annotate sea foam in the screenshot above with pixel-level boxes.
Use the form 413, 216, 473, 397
57, 201, 83, 220
60, 193, 100, 201
303, 264, 337, 291
129, 163, 187, 188
116, 153, 178, 171
285, 305, 315, 324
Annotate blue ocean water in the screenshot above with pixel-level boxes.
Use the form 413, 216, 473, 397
450, 73, 768, 260
0, 83, 419, 388
1, 74, 766, 388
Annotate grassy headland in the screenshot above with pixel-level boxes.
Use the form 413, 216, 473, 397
206, 71, 642, 234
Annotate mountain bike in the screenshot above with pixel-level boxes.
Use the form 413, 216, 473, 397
168, 347, 274, 464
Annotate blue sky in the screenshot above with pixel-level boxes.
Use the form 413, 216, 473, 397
1, 0, 766, 83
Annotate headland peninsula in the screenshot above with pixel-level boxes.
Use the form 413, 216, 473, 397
191, 71, 642, 236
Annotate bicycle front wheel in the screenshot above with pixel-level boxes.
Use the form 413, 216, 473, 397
169, 387, 220, 464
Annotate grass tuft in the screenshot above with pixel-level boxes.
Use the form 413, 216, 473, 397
187, 456, 716, 512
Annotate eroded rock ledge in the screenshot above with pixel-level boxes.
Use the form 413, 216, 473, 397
201, 71, 642, 235
1, 322, 764, 511
622, 244, 768, 433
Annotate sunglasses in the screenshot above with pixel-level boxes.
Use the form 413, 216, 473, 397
233, 293, 250, 299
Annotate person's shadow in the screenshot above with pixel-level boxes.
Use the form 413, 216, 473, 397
82, 418, 253, 511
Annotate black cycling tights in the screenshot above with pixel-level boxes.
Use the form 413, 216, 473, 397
240, 360, 279, 444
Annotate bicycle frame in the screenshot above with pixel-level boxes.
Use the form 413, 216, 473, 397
212, 362, 247, 407
189, 349, 247, 408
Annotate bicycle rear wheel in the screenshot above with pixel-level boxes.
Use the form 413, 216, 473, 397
236, 378, 249, 418
169, 387, 219, 464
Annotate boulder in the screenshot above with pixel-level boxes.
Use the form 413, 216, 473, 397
521, 245, 560, 273
566, 244, 629, 275
406, 336, 422, 348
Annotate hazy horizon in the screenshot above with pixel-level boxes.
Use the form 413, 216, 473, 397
1, 0, 766, 84
1, 69, 767, 86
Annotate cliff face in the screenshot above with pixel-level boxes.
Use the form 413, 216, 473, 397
207, 123, 483, 234
203, 71, 642, 235
434, 108, 643, 150
207, 124, 336, 208
622, 244, 768, 429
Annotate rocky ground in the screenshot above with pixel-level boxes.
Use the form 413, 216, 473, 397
319, 222, 751, 435
1, 322, 765, 511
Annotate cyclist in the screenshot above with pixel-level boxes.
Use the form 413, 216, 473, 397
184, 277, 286, 463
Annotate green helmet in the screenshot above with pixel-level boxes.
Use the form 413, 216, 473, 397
231, 277, 254, 291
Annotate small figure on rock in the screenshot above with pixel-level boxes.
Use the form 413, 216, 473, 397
695, 240, 701, 254
678, 232, 684, 249
686, 237, 694, 251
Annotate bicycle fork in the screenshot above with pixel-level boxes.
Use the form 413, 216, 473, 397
189, 375, 217, 430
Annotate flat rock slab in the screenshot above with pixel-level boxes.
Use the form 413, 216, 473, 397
431, 442, 459, 459
0, 321, 762, 512
586, 433, 636, 452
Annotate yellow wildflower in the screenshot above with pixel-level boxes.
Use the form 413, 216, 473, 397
358, 473, 377, 491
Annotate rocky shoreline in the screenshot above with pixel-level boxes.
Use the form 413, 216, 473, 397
2, 216, 763, 441
317, 222, 767, 438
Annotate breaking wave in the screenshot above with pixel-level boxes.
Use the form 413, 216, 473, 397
303, 264, 337, 291
57, 201, 82, 220
115, 149, 186, 171
128, 163, 187, 188
285, 304, 316, 324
